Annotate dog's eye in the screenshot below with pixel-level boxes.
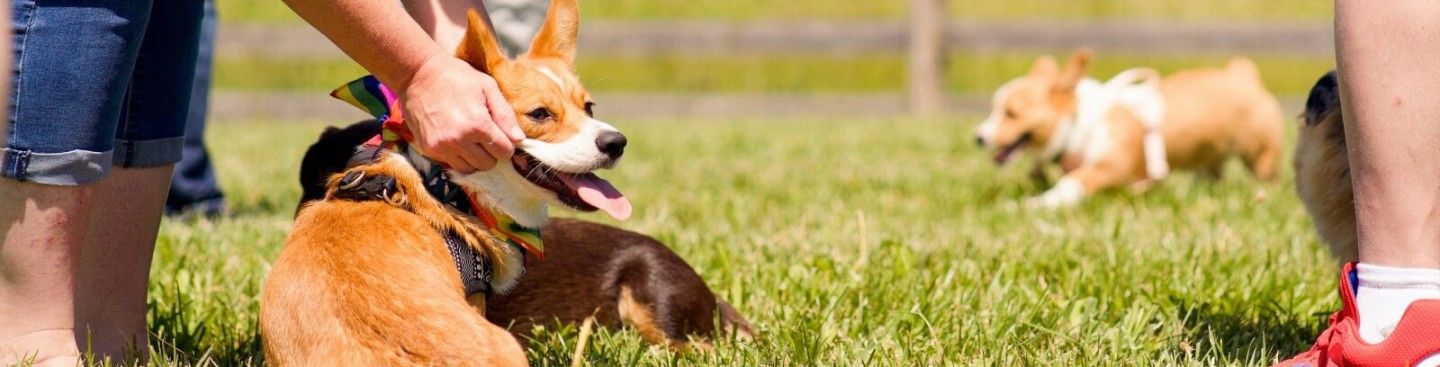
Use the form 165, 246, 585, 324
584, 102, 595, 117
526, 108, 554, 122
1004, 109, 1018, 119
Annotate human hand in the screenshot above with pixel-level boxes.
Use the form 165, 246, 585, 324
399, 55, 523, 173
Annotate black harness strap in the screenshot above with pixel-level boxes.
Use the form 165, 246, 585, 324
444, 230, 492, 296
419, 159, 494, 296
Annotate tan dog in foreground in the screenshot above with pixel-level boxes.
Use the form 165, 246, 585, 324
264, 156, 528, 366
974, 49, 1285, 208
263, 2, 633, 364
1294, 70, 1356, 263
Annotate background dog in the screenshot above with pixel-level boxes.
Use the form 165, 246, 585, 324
1295, 70, 1355, 263
974, 49, 1285, 207
297, 120, 755, 350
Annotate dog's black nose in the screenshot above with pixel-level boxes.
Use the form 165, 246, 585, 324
596, 131, 627, 159
975, 135, 986, 147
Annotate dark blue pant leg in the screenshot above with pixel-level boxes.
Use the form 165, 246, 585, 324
166, 0, 224, 216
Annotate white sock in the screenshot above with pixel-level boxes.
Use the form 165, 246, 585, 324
1354, 263, 1440, 344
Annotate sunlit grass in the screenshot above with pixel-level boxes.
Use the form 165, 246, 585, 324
142, 117, 1338, 366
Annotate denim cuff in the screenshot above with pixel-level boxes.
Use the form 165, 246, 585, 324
2, 147, 111, 186
1, 135, 184, 186
113, 136, 184, 168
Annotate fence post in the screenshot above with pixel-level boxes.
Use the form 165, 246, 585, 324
908, 0, 946, 118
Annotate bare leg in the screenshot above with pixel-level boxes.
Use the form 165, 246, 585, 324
0, 4, 83, 364
0, 182, 97, 366
72, 165, 174, 363
1326, 0, 1440, 354
1336, 0, 1440, 267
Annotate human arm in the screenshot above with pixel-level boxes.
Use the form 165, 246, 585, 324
282, 0, 522, 172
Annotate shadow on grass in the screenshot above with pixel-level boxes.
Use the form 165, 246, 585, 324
148, 282, 265, 366
1179, 300, 1328, 363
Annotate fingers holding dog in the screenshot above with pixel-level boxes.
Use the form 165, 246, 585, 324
465, 115, 519, 172
401, 57, 519, 174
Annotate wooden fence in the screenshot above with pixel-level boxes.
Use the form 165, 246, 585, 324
908, 0, 947, 118
213, 5, 1332, 121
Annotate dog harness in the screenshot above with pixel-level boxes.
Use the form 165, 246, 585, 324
330, 169, 497, 296
412, 150, 503, 297
329, 75, 546, 297
1044, 68, 1170, 181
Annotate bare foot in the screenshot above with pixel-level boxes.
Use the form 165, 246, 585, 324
2, 329, 81, 367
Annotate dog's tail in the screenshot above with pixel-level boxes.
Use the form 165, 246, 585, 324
1225, 56, 1263, 82
717, 300, 756, 341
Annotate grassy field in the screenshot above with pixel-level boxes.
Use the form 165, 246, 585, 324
137, 117, 1338, 366
216, 53, 1334, 95
219, 0, 1331, 23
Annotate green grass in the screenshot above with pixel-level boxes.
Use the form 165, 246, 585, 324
215, 53, 1334, 95
140, 117, 1339, 366
220, 0, 1331, 23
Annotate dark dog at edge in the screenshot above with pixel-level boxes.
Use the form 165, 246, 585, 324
1295, 70, 1355, 263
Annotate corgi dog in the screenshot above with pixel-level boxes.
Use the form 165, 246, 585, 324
1294, 70, 1355, 263
974, 49, 1285, 208
261, 2, 631, 365
294, 120, 757, 351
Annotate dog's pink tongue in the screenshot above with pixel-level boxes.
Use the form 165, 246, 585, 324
561, 173, 631, 220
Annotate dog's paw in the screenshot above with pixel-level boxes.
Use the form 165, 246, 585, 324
330, 169, 409, 207
1128, 179, 1155, 194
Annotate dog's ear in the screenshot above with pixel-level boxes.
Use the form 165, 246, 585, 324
1052, 48, 1092, 94
524, 0, 579, 70
297, 121, 383, 215
1304, 70, 1341, 126
1029, 55, 1058, 77
457, 9, 508, 74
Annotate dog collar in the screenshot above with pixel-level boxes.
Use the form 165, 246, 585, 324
332, 75, 546, 259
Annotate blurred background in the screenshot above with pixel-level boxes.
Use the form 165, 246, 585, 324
145, 3, 1346, 364
211, 0, 1335, 122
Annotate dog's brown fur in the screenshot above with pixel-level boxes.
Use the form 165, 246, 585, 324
1155, 57, 1284, 180
486, 219, 756, 350
1294, 70, 1356, 263
262, 155, 526, 366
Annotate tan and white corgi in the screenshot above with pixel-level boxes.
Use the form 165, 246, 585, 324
261, 1, 629, 365
974, 49, 1285, 208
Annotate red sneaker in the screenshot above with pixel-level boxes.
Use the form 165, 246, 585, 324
1272, 263, 1440, 367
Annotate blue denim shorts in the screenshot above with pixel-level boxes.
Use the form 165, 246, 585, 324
3, 0, 204, 186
